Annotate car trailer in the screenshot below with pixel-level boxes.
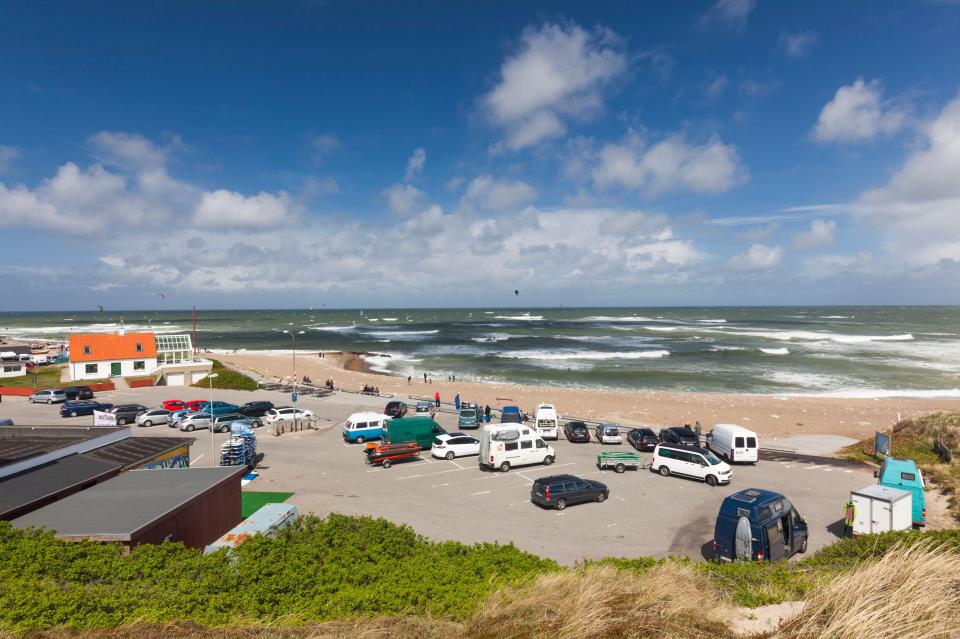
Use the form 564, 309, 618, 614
365, 441, 421, 468
596, 451, 644, 473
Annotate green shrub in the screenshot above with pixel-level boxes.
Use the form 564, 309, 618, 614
191, 358, 257, 391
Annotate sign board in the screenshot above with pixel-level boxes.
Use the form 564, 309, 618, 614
875, 431, 891, 457
291, 392, 298, 402
93, 410, 117, 427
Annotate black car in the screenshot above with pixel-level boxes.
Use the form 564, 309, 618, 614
563, 420, 592, 443
63, 386, 94, 400
384, 400, 407, 418
110, 404, 148, 425
238, 401, 274, 418
531, 474, 609, 510
627, 427, 659, 451
660, 426, 699, 446
60, 400, 113, 417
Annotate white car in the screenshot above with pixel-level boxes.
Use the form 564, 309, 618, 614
136, 408, 171, 427
431, 432, 480, 460
595, 423, 622, 445
652, 444, 732, 486
265, 407, 314, 423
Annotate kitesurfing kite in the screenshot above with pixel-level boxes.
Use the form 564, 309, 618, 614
156, 292, 165, 300
514, 290, 519, 296
97, 305, 104, 312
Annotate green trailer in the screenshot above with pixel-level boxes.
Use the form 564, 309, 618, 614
597, 450, 642, 473
382, 416, 446, 450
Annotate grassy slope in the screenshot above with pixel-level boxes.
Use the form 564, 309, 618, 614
190, 357, 257, 391
0, 366, 65, 389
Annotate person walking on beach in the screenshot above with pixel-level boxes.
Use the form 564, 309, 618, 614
434, 391, 441, 408
423, 372, 427, 383
455, 393, 461, 410
407, 375, 411, 385
842, 499, 857, 537
484, 404, 491, 422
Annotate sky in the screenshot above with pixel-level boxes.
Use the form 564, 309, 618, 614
2, 0, 960, 310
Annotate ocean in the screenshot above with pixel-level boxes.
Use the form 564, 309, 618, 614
2, 307, 959, 397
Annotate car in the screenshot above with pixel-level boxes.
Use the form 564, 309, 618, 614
186, 400, 208, 412
29, 389, 67, 404
211, 412, 260, 432
457, 407, 480, 429
500, 405, 523, 424
265, 407, 314, 423
531, 474, 609, 510
430, 432, 480, 460
162, 399, 187, 411
714, 489, 808, 562
178, 412, 213, 432
60, 400, 113, 417
238, 400, 274, 418
195, 400, 240, 416
627, 427, 659, 451
136, 408, 171, 427
652, 444, 732, 486
660, 426, 699, 447
167, 409, 194, 428
414, 400, 432, 414
62, 386, 94, 400
109, 404, 148, 425
384, 400, 408, 418
563, 420, 592, 443
595, 423, 622, 445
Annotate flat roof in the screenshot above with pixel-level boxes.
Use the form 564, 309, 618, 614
85, 436, 194, 469
0, 426, 125, 468
0, 455, 122, 519
12, 466, 246, 540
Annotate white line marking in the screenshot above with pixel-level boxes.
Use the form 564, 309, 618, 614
190, 453, 204, 466
556, 511, 565, 516
471, 490, 491, 496
451, 460, 465, 469
431, 482, 450, 488
516, 472, 535, 485
844, 470, 854, 473
607, 523, 617, 527
398, 474, 423, 480
614, 496, 626, 502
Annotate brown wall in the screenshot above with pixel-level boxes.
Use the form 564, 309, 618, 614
130, 476, 242, 549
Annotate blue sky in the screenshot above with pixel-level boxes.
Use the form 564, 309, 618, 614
2, 0, 960, 310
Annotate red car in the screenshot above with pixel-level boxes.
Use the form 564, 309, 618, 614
162, 399, 186, 411
186, 399, 207, 412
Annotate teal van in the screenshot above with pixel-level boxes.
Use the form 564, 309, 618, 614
876, 458, 926, 526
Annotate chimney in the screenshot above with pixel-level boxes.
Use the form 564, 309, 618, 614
118, 319, 126, 337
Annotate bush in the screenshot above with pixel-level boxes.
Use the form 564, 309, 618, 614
192, 358, 257, 391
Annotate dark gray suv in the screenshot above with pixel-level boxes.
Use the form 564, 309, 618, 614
531, 474, 609, 510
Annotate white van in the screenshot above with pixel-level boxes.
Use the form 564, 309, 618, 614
342, 411, 390, 444
706, 423, 759, 464
534, 403, 560, 440
653, 444, 732, 486
479, 423, 556, 472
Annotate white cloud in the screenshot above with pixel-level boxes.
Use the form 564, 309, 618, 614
731, 243, 784, 269
404, 147, 426, 182
855, 92, 960, 264
303, 175, 340, 197
704, 74, 729, 100
459, 175, 538, 212
309, 133, 341, 163
382, 183, 428, 216
592, 133, 747, 196
0, 145, 20, 173
193, 189, 297, 228
484, 22, 626, 151
780, 30, 819, 58
445, 176, 464, 191
812, 79, 909, 143
739, 79, 778, 98
89, 131, 176, 169
696, 0, 756, 32
792, 218, 836, 249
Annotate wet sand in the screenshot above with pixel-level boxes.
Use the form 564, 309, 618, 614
213, 351, 960, 440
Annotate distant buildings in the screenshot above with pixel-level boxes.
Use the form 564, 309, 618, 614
68, 329, 211, 386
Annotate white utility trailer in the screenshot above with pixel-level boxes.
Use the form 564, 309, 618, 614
850, 484, 913, 536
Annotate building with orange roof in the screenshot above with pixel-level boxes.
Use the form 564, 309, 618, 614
67, 329, 211, 385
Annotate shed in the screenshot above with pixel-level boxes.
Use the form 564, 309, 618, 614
12, 466, 245, 550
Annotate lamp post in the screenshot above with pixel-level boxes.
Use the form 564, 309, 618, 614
282, 330, 305, 430
207, 373, 219, 465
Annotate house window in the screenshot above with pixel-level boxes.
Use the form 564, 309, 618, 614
3, 365, 19, 373
136, 343, 143, 352
83, 346, 91, 355
85, 363, 98, 374
134, 360, 145, 371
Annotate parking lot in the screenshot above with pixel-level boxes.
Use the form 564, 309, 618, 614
3, 386, 875, 564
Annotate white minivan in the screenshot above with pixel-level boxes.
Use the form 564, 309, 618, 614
534, 403, 560, 439
479, 423, 555, 472
706, 423, 759, 464
652, 444, 732, 486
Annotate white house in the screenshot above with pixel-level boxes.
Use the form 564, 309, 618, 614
67, 331, 212, 386
0, 356, 26, 379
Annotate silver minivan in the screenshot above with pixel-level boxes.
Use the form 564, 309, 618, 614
29, 389, 67, 404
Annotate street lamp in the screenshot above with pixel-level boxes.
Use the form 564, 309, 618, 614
282, 330, 305, 430
208, 373, 219, 465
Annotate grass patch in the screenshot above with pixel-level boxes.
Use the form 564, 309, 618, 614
191, 357, 257, 391
0, 365, 64, 389
241, 492, 294, 518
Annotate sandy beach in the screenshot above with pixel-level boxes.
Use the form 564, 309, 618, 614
213, 351, 960, 440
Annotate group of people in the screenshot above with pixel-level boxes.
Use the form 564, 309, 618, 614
362, 383, 380, 395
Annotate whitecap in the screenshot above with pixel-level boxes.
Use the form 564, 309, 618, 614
497, 349, 670, 361
471, 333, 513, 343
494, 314, 544, 321
760, 348, 790, 355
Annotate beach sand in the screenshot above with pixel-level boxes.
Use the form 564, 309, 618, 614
214, 351, 960, 440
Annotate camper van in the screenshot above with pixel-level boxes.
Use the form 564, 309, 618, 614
534, 403, 560, 439
342, 412, 390, 444
479, 423, 555, 472
876, 457, 926, 527
714, 488, 808, 562
706, 423, 759, 464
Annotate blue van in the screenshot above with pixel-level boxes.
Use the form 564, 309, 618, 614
342, 412, 390, 444
876, 458, 926, 527
714, 488, 808, 562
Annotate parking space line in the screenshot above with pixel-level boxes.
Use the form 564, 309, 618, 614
471, 490, 491, 496
515, 472, 535, 485
190, 453, 204, 466
431, 482, 450, 488
398, 466, 474, 480
450, 460, 465, 469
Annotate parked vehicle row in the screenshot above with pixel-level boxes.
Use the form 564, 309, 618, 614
29, 385, 94, 404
